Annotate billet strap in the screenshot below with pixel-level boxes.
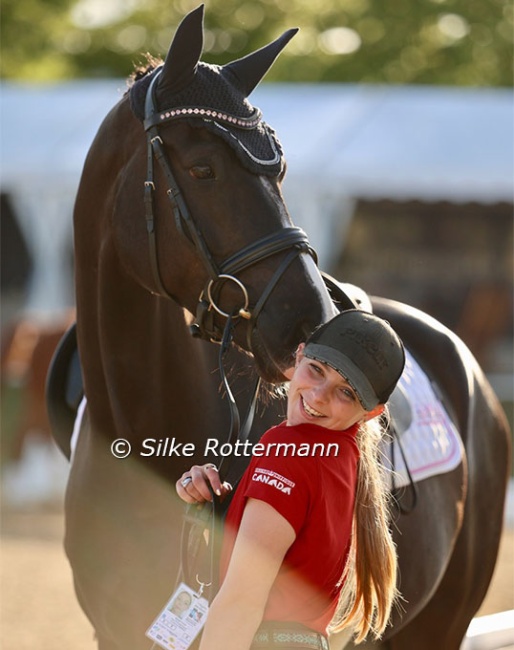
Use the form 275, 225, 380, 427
390, 426, 418, 515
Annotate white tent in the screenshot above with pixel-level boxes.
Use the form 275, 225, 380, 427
258, 84, 514, 202
1, 81, 512, 313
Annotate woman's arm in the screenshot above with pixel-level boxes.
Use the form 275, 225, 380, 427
199, 497, 296, 650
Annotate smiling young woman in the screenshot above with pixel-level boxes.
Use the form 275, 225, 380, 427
177, 310, 405, 649
286, 346, 386, 431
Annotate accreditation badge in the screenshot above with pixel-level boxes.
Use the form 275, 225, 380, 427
145, 582, 209, 650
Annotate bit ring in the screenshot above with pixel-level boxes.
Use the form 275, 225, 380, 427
206, 274, 250, 319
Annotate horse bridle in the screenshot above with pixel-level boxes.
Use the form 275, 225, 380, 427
141, 70, 362, 491
142, 69, 317, 348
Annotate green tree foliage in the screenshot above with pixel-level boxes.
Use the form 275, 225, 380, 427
1, 0, 512, 85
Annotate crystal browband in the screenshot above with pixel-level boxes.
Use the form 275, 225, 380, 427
144, 105, 262, 131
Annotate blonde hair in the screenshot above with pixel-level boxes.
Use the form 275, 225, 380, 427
329, 411, 399, 643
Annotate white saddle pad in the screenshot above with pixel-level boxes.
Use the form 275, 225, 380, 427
383, 349, 464, 489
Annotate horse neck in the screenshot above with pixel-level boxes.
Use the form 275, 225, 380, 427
75, 235, 223, 442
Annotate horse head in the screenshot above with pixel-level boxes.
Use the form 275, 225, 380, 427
112, 5, 335, 382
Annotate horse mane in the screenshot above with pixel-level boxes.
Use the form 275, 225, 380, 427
126, 54, 164, 119
128, 53, 163, 86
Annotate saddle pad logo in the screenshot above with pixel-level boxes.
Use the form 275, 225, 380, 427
384, 349, 464, 489
252, 468, 295, 495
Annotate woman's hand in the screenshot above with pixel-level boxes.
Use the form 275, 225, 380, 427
176, 464, 232, 504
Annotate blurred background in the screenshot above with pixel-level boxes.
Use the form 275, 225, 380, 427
0, 0, 513, 647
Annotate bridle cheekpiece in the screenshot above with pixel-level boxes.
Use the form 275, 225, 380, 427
142, 69, 318, 350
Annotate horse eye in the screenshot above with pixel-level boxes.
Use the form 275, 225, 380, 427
189, 165, 215, 180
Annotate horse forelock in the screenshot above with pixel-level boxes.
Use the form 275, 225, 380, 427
128, 60, 284, 177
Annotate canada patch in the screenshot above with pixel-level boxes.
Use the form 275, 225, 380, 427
251, 468, 295, 495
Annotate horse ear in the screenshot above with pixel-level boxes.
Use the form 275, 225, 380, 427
225, 28, 298, 97
158, 4, 205, 95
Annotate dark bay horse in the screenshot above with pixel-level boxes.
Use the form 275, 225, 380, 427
63, 7, 335, 649
50, 7, 511, 650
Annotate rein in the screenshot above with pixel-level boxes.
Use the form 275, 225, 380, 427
177, 313, 261, 604
142, 70, 317, 347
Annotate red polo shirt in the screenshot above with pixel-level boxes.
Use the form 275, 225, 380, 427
220, 421, 359, 634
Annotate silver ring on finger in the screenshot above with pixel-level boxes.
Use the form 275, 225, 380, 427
205, 464, 217, 471
181, 476, 193, 488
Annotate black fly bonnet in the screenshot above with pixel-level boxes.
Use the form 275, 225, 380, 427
130, 8, 290, 176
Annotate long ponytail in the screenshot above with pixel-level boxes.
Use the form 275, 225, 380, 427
329, 413, 399, 643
